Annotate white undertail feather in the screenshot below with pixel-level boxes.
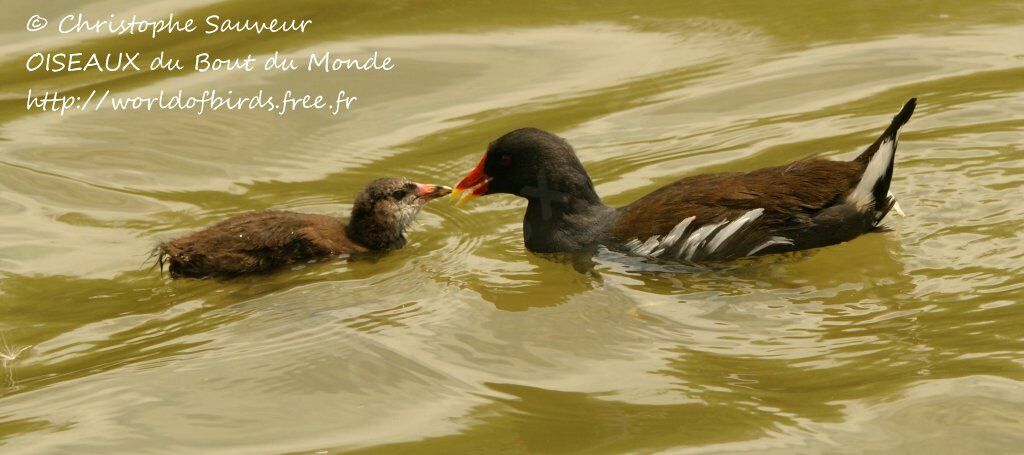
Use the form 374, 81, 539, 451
847, 135, 898, 211
888, 190, 905, 216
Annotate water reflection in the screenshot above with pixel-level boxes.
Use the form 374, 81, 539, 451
1, 0, 1023, 452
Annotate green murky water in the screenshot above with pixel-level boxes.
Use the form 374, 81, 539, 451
2, 1, 1023, 452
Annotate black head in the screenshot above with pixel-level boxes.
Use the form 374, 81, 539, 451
451, 128, 598, 205
347, 177, 451, 250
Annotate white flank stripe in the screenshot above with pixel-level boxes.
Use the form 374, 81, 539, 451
748, 236, 793, 256
632, 235, 662, 256
658, 216, 696, 252
681, 221, 726, 261
706, 208, 764, 254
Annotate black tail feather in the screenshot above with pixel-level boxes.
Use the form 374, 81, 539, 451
855, 98, 916, 165
852, 98, 916, 218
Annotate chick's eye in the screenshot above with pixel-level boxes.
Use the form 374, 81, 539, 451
500, 154, 512, 166
391, 190, 406, 200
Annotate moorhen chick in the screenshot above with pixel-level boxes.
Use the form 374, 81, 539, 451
451, 99, 916, 261
156, 177, 450, 278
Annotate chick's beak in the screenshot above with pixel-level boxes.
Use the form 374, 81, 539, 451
414, 183, 452, 202
451, 155, 491, 207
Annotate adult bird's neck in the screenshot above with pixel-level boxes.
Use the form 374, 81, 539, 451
521, 184, 615, 253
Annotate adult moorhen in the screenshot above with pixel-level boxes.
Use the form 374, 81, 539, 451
451, 99, 916, 261
156, 177, 451, 278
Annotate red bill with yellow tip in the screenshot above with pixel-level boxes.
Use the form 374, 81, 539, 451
451, 155, 491, 207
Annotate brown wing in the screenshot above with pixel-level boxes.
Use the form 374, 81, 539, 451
609, 99, 915, 260
608, 158, 870, 260
158, 210, 364, 277
611, 158, 865, 241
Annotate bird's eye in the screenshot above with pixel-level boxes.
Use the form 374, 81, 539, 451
500, 154, 512, 166
391, 190, 406, 200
